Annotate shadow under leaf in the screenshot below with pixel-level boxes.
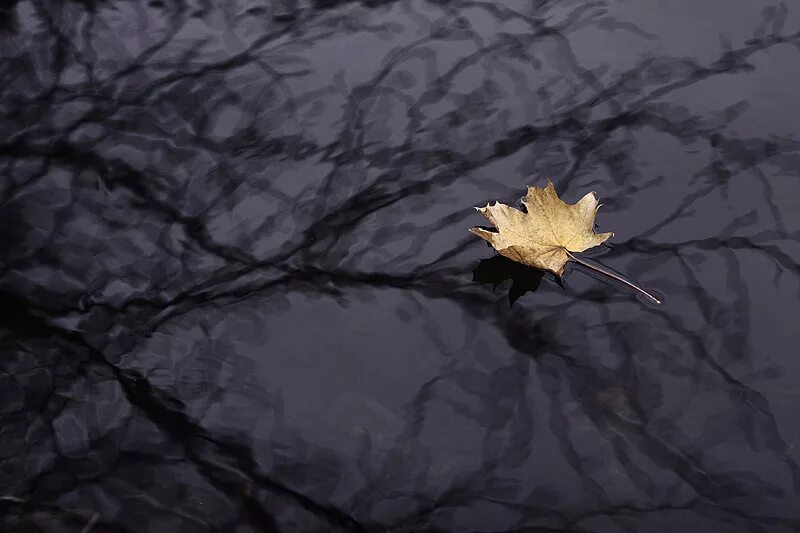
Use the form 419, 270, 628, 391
472, 256, 563, 307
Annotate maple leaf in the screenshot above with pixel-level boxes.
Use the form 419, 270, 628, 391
469, 181, 613, 276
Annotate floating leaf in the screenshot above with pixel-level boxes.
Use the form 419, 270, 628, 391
470, 181, 612, 276
471, 181, 662, 305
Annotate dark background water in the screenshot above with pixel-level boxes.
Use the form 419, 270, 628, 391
2, 1, 800, 532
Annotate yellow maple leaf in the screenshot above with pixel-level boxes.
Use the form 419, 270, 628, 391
469, 181, 613, 276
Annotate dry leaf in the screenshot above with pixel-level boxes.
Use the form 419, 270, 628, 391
470, 181, 613, 276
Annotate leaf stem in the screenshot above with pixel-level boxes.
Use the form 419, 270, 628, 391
564, 250, 662, 305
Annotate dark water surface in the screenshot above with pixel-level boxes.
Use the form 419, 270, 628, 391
2, 1, 800, 531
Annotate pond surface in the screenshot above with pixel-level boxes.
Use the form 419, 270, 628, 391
2, 1, 800, 531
